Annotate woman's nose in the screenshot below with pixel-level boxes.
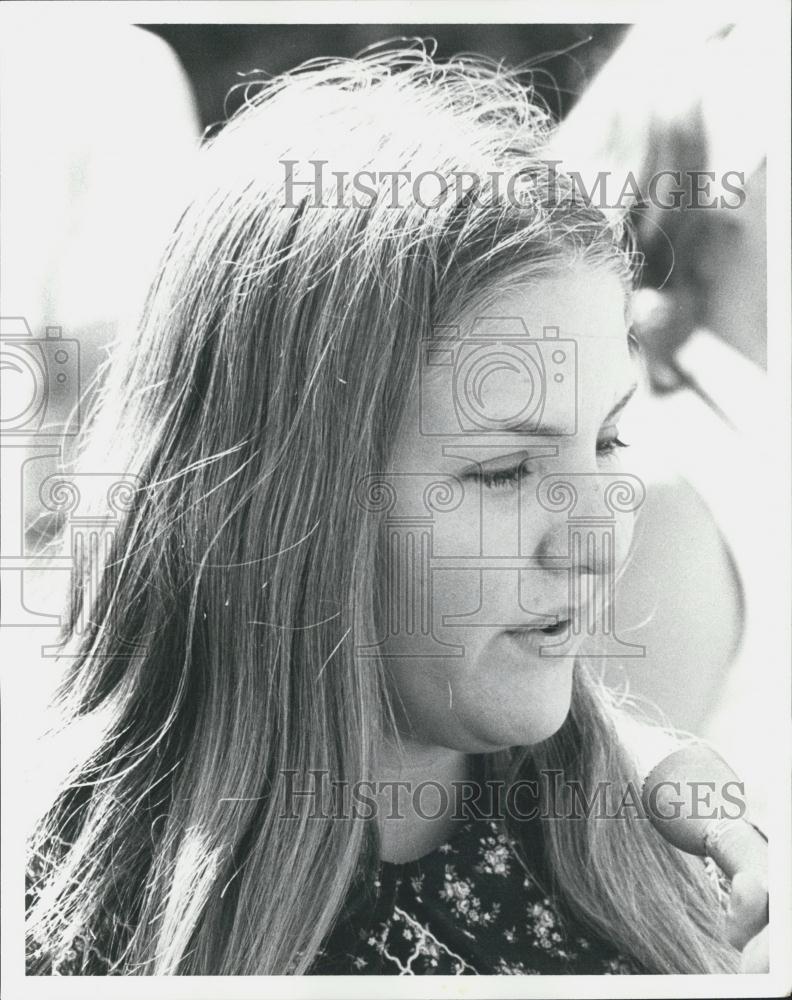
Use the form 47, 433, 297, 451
529, 471, 641, 575
531, 514, 577, 571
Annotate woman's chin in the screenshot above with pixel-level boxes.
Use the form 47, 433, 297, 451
468, 660, 576, 750
451, 694, 575, 754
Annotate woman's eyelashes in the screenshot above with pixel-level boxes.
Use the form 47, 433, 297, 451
597, 434, 630, 461
461, 452, 532, 491
473, 460, 532, 490
464, 434, 630, 491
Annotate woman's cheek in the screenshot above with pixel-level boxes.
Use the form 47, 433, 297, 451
613, 510, 637, 572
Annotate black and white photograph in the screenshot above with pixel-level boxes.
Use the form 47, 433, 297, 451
1, 2, 790, 997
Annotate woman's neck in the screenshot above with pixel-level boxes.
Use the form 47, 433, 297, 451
374, 739, 471, 863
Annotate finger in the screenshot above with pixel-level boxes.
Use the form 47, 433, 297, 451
739, 924, 769, 974
703, 817, 767, 881
727, 869, 769, 951
703, 819, 768, 950
642, 745, 748, 856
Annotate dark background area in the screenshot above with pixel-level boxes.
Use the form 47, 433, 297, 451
141, 24, 629, 131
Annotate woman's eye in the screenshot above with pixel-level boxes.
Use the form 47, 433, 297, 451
471, 461, 532, 490
465, 437, 629, 490
597, 435, 630, 459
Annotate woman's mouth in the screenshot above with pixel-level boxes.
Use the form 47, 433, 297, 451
503, 617, 573, 654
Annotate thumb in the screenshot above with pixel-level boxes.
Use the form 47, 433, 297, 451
704, 819, 768, 951
727, 869, 769, 950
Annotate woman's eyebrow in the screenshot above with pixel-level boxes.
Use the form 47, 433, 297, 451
601, 384, 638, 427
498, 383, 638, 437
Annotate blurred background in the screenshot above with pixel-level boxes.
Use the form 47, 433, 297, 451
0, 20, 771, 824
145, 23, 629, 129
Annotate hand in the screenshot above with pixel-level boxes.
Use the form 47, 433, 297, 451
739, 924, 768, 973
704, 818, 769, 971
641, 745, 769, 971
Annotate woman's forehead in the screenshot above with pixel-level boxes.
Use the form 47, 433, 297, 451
390, 268, 635, 468
446, 267, 629, 340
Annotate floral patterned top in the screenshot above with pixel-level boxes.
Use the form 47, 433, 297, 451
310, 811, 641, 976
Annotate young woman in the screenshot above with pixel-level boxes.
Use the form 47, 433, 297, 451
26, 47, 759, 976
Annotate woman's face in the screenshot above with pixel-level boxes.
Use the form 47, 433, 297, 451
375, 264, 639, 753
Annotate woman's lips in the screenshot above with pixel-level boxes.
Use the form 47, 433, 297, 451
503, 619, 572, 655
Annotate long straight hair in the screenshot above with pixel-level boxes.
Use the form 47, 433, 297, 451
27, 48, 738, 975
